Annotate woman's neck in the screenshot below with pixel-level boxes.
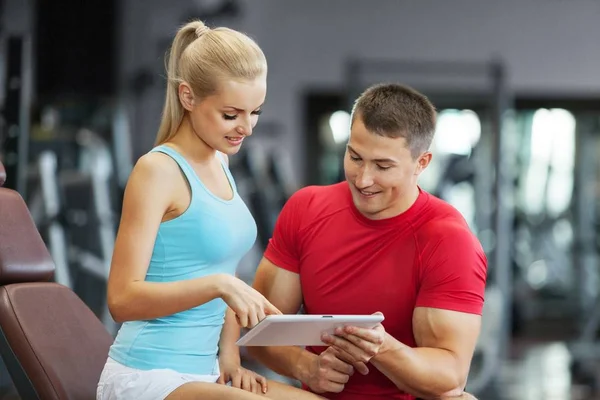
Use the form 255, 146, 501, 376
167, 116, 215, 164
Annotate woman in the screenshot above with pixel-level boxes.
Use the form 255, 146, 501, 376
96, 20, 324, 400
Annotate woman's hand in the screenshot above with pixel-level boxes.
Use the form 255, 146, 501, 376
217, 274, 281, 328
218, 357, 268, 394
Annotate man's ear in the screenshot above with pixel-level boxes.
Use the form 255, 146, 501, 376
415, 151, 432, 175
179, 82, 195, 111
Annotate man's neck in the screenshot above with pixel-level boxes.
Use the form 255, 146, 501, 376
385, 185, 420, 219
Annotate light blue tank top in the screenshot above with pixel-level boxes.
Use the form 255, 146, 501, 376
108, 145, 258, 375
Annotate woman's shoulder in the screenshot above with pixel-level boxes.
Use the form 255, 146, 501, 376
128, 151, 182, 190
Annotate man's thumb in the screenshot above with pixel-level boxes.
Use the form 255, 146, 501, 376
353, 361, 370, 375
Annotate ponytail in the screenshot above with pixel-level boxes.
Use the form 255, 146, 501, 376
154, 20, 267, 146
155, 21, 210, 145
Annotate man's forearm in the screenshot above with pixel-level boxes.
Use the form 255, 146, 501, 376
247, 345, 315, 382
370, 333, 464, 399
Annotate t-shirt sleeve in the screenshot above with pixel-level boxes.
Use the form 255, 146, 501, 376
263, 189, 308, 273
415, 223, 488, 315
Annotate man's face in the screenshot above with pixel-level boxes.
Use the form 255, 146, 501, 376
344, 117, 431, 220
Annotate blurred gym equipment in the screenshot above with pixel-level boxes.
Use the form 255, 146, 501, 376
509, 109, 581, 327
0, 34, 32, 197
228, 121, 296, 282
0, 161, 5, 186
565, 114, 600, 393
0, 160, 113, 400
26, 129, 119, 336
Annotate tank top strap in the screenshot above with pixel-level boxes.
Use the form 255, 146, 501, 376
149, 145, 200, 191
216, 152, 238, 193
150, 145, 238, 197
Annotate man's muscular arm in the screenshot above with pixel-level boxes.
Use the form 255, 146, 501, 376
324, 307, 480, 399
372, 308, 480, 398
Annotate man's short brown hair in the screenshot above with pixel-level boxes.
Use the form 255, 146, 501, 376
351, 83, 437, 158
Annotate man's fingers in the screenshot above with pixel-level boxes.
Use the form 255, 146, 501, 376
330, 356, 354, 376
315, 376, 346, 393
324, 368, 351, 384
340, 331, 378, 356
331, 346, 370, 375
354, 361, 369, 375
441, 392, 478, 400
323, 333, 364, 361
324, 350, 354, 376
331, 346, 356, 364
339, 325, 384, 344
217, 374, 226, 385
326, 381, 346, 393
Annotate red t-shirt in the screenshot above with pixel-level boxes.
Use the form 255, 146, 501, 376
264, 182, 487, 400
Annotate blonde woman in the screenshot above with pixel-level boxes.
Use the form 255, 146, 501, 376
96, 21, 324, 400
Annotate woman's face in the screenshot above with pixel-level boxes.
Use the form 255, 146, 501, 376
182, 74, 267, 156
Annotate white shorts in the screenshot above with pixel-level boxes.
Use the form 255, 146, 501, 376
96, 357, 221, 400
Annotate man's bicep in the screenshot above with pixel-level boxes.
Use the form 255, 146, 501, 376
413, 307, 481, 376
253, 257, 303, 315
417, 225, 487, 314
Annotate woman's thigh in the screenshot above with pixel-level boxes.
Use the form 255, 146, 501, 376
97, 358, 220, 400
166, 380, 325, 400
263, 380, 325, 400
166, 382, 262, 399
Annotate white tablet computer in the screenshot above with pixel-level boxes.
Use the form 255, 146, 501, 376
236, 314, 384, 347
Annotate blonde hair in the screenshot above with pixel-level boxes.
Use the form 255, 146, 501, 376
155, 20, 267, 145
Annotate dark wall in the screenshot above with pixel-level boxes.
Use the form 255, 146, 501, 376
35, 0, 117, 99
118, 0, 600, 184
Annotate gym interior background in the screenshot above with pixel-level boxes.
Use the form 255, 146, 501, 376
2, 0, 600, 399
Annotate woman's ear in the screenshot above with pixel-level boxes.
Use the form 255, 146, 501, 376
178, 82, 195, 111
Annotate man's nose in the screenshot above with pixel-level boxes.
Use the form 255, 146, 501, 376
355, 167, 374, 188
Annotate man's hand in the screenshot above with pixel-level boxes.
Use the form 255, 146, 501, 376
302, 347, 369, 394
321, 312, 387, 364
218, 358, 268, 394
440, 392, 478, 400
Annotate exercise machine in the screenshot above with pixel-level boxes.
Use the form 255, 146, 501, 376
0, 34, 32, 197
27, 129, 119, 335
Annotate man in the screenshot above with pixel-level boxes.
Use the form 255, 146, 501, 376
248, 83, 487, 400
